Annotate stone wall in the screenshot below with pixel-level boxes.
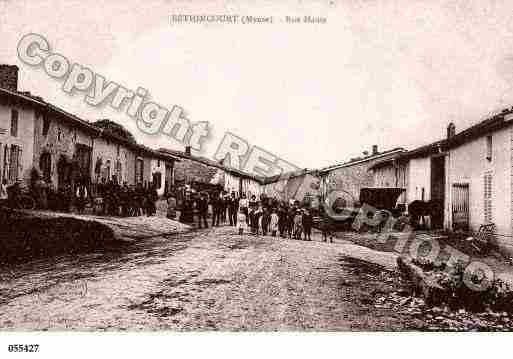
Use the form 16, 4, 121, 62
173, 157, 218, 184
262, 173, 321, 203
321, 153, 401, 203
33, 111, 95, 188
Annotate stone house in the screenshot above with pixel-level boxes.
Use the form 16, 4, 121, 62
158, 146, 263, 197
91, 121, 179, 194
1, 64, 96, 189
319, 146, 406, 204
369, 140, 446, 228
1, 64, 179, 197
369, 114, 513, 248
149, 150, 179, 197
444, 113, 513, 254
261, 169, 322, 205
0, 81, 40, 186
33, 103, 99, 190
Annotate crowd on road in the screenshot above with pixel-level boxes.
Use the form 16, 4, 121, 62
173, 190, 317, 241
0, 168, 333, 242
1, 169, 160, 218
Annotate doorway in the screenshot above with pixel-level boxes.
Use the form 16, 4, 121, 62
430, 156, 446, 229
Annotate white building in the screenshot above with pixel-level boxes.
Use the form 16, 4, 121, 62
0, 65, 42, 187
444, 115, 513, 253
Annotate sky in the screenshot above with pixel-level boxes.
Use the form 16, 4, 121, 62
2, 0, 513, 170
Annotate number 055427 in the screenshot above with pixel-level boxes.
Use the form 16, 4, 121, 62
8, 344, 39, 352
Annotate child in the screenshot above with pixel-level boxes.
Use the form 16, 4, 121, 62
270, 209, 279, 237
293, 210, 303, 239
237, 209, 247, 235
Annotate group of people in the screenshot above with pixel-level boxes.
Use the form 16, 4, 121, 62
237, 198, 314, 241
94, 179, 159, 217
26, 170, 160, 217
177, 190, 241, 228
177, 190, 315, 241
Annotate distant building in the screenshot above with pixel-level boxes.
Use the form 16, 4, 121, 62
370, 141, 446, 228
318, 146, 406, 203
157, 146, 263, 197
261, 169, 322, 205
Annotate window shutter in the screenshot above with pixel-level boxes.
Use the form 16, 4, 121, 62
484, 172, 493, 224
17, 147, 22, 181
3, 145, 8, 182
10, 109, 18, 137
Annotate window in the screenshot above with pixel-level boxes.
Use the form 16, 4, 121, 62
117, 145, 120, 157
135, 158, 144, 184
10, 109, 18, 137
104, 160, 111, 181
116, 160, 122, 183
42, 114, 50, 136
157, 159, 161, 168
57, 127, 62, 141
153, 172, 162, 189
8, 144, 21, 182
2, 145, 7, 181
484, 172, 493, 224
486, 135, 492, 161
39, 152, 52, 182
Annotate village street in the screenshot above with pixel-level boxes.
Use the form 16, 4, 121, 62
0, 224, 428, 331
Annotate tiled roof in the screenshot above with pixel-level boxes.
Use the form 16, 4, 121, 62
0, 87, 181, 162
318, 147, 406, 173
157, 147, 264, 182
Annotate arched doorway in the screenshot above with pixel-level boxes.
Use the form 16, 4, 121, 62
57, 155, 72, 189
39, 152, 52, 183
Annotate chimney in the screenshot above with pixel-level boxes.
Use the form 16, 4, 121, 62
372, 145, 378, 155
185, 145, 192, 156
0, 65, 19, 91
362, 150, 369, 156
447, 122, 456, 139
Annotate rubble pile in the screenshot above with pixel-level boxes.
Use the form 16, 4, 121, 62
373, 292, 513, 331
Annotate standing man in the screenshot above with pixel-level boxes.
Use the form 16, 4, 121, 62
228, 192, 239, 226
197, 191, 209, 229
302, 208, 313, 241
211, 192, 221, 227
75, 179, 88, 214
221, 191, 228, 224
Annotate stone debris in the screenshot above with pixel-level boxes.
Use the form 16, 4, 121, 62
373, 289, 513, 331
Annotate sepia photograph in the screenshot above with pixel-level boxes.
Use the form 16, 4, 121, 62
1, 0, 513, 357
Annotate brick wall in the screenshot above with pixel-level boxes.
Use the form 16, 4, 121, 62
0, 65, 18, 91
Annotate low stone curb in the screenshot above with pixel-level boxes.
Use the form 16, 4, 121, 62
396, 255, 447, 306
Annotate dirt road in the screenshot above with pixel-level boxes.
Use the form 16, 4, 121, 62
0, 226, 424, 331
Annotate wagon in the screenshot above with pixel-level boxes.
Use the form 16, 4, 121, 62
314, 187, 406, 232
